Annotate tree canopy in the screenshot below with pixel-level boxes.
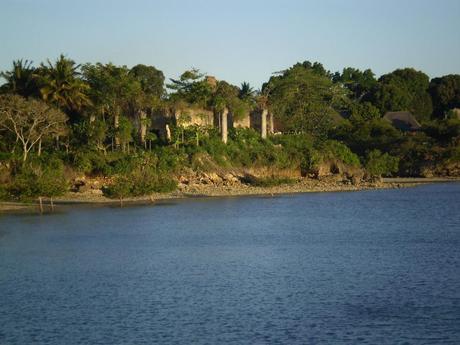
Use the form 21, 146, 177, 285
370, 68, 433, 122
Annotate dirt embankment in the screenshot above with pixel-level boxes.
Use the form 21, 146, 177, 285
2, 162, 458, 214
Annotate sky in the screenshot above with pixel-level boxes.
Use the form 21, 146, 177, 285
1, 0, 459, 89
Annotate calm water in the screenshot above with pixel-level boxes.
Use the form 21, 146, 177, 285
1, 184, 460, 345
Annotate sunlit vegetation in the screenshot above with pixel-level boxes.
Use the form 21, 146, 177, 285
1, 56, 459, 203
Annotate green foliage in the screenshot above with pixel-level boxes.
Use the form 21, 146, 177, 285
429, 74, 460, 118
0, 185, 8, 201
72, 150, 109, 175
168, 69, 213, 108
0, 59, 38, 97
370, 68, 433, 122
117, 116, 133, 149
35, 54, 91, 114
423, 119, 460, 144
104, 157, 178, 200
323, 140, 361, 167
2, 55, 460, 200
331, 118, 402, 157
265, 62, 345, 138
365, 150, 400, 177
333, 67, 377, 100
129, 64, 165, 98
349, 102, 381, 122
103, 174, 132, 200
8, 156, 68, 200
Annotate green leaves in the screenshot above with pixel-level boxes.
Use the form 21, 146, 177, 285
370, 68, 433, 122
266, 63, 342, 138
365, 149, 399, 177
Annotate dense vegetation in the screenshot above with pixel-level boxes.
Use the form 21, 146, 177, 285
0, 56, 459, 203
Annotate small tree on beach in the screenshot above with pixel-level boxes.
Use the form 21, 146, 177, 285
103, 174, 133, 207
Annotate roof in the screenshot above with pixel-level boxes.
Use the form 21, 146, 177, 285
383, 111, 421, 131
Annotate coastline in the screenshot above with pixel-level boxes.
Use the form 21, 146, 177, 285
2, 176, 458, 214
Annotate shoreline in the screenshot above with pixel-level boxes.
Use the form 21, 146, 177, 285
1, 177, 459, 214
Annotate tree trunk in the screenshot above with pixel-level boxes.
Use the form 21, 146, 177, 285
139, 110, 147, 145
165, 124, 172, 143
261, 109, 268, 139
38, 139, 42, 156
114, 107, 120, 148
221, 108, 228, 144
89, 113, 96, 123
38, 197, 43, 214
119, 197, 123, 208
50, 197, 54, 212
22, 145, 28, 162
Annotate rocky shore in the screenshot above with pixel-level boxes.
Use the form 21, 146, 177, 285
0, 175, 414, 214
2, 165, 459, 213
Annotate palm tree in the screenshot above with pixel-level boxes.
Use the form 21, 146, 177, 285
0, 59, 37, 97
35, 54, 91, 114
239, 82, 255, 100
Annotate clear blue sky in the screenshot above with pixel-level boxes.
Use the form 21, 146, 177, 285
1, 0, 459, 88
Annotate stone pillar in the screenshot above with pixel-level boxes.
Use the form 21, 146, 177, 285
139, 110, 147, 145
221, 108, 228, 144
269, 112, 274, 134
261, 109, 268, 139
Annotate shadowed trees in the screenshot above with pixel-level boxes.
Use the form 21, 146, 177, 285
333, 67, 377, 101
429, 75, 460, 119
369, 68, 433, 122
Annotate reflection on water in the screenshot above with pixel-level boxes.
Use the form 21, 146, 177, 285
1, 183, 460, 344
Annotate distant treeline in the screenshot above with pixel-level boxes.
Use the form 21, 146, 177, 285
0, 56, 459, 203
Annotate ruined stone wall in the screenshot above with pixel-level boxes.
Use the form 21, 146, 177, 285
231, 112, 250, 128
175, 108, 214, 127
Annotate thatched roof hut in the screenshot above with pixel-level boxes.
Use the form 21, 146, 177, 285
383, 111, 421, 131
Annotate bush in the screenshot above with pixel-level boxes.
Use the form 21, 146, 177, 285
103, 175, 133, 201
0, 185, 9, 201
72, 150, 109, 175
365, 150, 399, 177
324, 140, 361, 167
8, 158, 68, 200
131, 168, 177, 195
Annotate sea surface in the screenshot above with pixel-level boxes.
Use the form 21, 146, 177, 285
1, 183, 460, 345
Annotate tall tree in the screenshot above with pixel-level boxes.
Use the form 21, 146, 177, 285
264, 62, 346, 138
370, 68, 433, 122
429, 74, 460, 118
332, 67, 377, 101
167, 69, 213, 108
34, 54, 91, 116
0, 95, 67, 161
0, 59, 38, 97
239, 82, 255, 101
82, 63, 141, 148
129, 64, 165, 144
212, 81, 249, 143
